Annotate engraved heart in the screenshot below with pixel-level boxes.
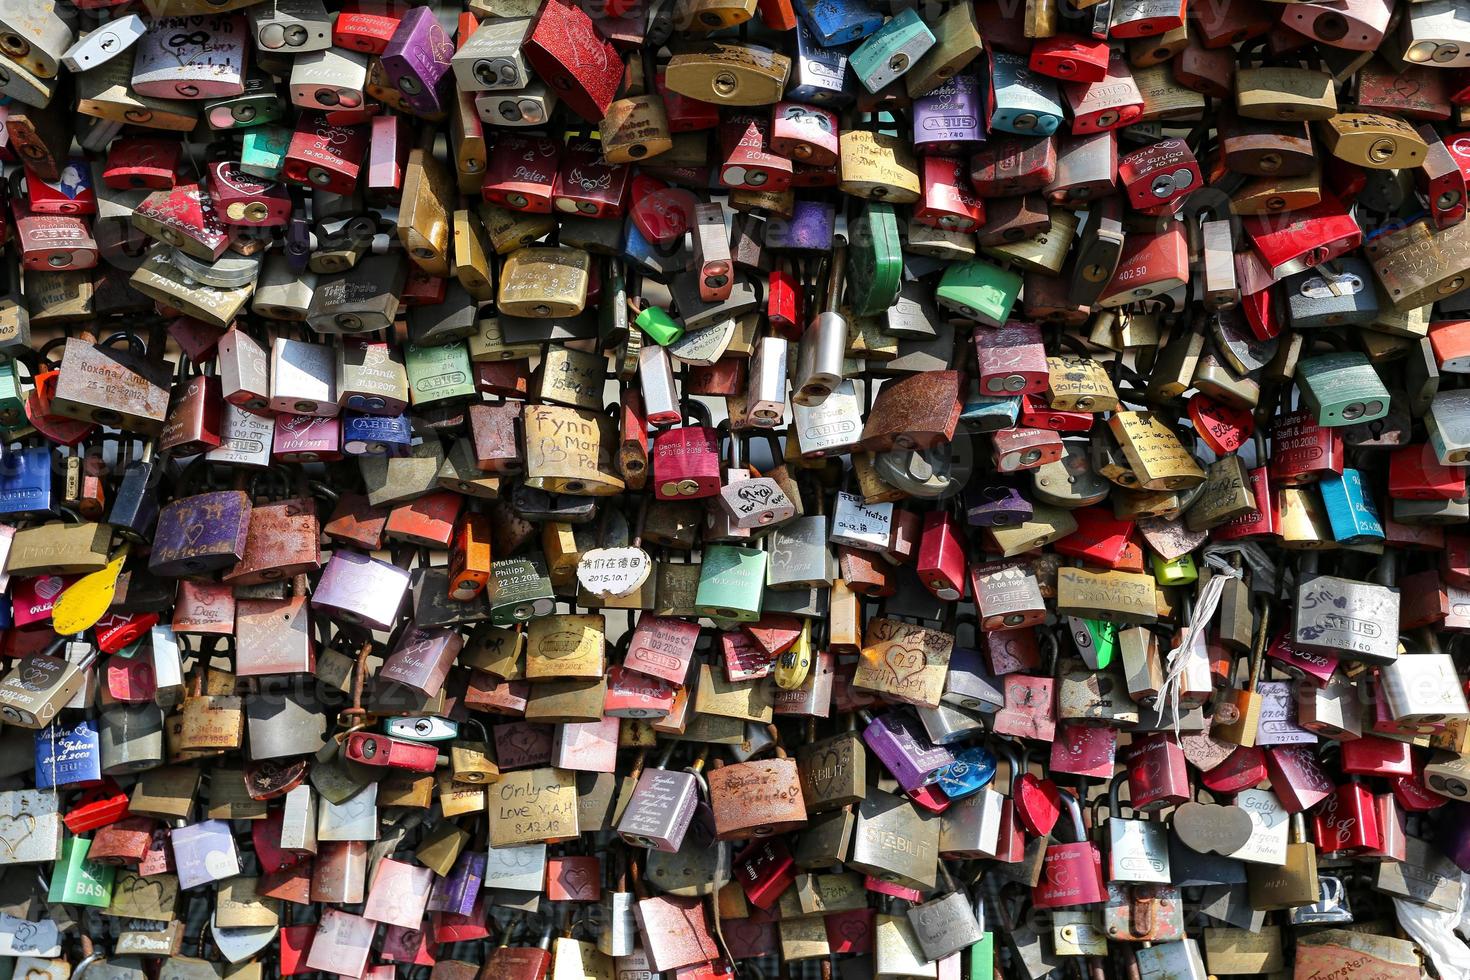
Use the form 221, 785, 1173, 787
560, 866, 593, 897
0, 812, 36, 858
184, 523, 205, 546
34, 577, 63, 601
807, 746, 844, 798
1171, 800, 1254, 856
882, 645, 925, 685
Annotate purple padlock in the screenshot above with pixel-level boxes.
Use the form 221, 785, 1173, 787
965, 483, 1033, 527
428, 849, 486, 916
149, 490, 252, 577
764, 199, 837, 252
1437, 802, 1470, 873
172, 819, 240, 890
914, 74, 986, 156
311, 549, 410, 631
861, 709, 955, 794
380, 6, 454, 117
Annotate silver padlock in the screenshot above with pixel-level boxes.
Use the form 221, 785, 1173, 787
452, 18, 532, 91
1105, 773, 1171, 884
288, 47, 369, 110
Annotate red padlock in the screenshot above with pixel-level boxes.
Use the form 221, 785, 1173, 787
208, 162, 291, 228
1265, 744, 1335, 813
734, 839, 795, 910
282, 114, 370, 197
344, 732, 439, 772
104, 138, 182, 191
719, 114, 793, 192
914, 156, 985, 232
1389, 442, 1467, 500
767, 261, 802, 337
974, 321, 1048, 396
1341, 735, 1415, 778
1313, 779, 1382, 855
1031, 789, 1106, 909
1243, 192, 1361, 278
970, 134, 1057, 197
1117, 138, 1202, 214
1200, 746, 1270, 795
1099, 220, 1188, 307
769, 101, 840, 167
916, 510, 968, 602
1054, 508, 1133, 566
1126, 732, 1190, 811
1063, 52, 1143, 134
1028, 34, 1109, 82
1269, 410, 1343, 486
333, 1, 405, 53
651, 418, 722, 500
27, 162, 96, 216
1019, 394, 1092, 432
552, 139, 630, 219
481, 134, 561, 213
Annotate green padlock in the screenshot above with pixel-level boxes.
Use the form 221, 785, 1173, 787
935, 260, 1022, 327
694, 544, 767, 622
966, 931, 995, 980
48, 836, 115, 908
405, 340, 477, 406
487, 555, 557, 626
1295, 351, 1391, 428
848, 201, 903, 317
635, 305, 685, 346
1085, 618, 1117, 669
1151, 552, 1198, 586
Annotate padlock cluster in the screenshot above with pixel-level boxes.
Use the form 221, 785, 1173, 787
6, 0, 1470, 975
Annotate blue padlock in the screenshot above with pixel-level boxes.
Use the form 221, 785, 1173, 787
36, 718, 102, 790
0, 445, 53, 516
797, 0, 883, 47
341, 412, 413, 457
935, 744, 998, 800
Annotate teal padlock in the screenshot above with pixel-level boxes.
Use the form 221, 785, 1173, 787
1150, 552, 1198, 586
48, 836, 115, 908
240, 124, 293, 180
405, 341, 476, 406
694, 544, 767, 622
960, 391, 1021, 433
967, 931, 995, 980
635, 305, 685, 346
936, 260, 1022, 327
849, 8, 935, 93
0, 359, 23, 427
1319, 467, 1384, 545
848, 201, 903, 317
1295, 351, 1391, 428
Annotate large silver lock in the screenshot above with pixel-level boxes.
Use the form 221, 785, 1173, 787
1106, 773, 1171, 884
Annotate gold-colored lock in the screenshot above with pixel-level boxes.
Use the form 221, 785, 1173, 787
523, 678, 608, 725
983, 207, 1076, 274
1045, 354, 1118, 412
451, 92, 487, 195
1024, 0, 1057, 37
468, 313, 540, 362
1108, 411, 1206, 491
452, 209, 494, 301
1276, 487, 1334, 549
673, 0, 757, 32
730, 186, 795, 216
526, 614, 606, 681
1186, 456, 1257, 531
664, 42, 791, 107
1134, 63, 1206, 121
522, 403, 625, 496
847, 316, 900, 361
1317, 113, 1427, 170
693, 662, 774, 722
498, 247, 591, 318
1056, 567, 1158, 624
1232, 169, 1322, 216
985, 503, 1078, 557
77, 50, 197, 131
1367, 217, 1470, 313
838, 129, 921, 204
478, 203, 556, 255
1234, 67, 1337, 121
601, 94, 674, 165
1127, 23, 1188, 67
414, 822, 470, 875
399, 148, 453, 276
535, 345, 605, 411
905, 0, 980, 97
